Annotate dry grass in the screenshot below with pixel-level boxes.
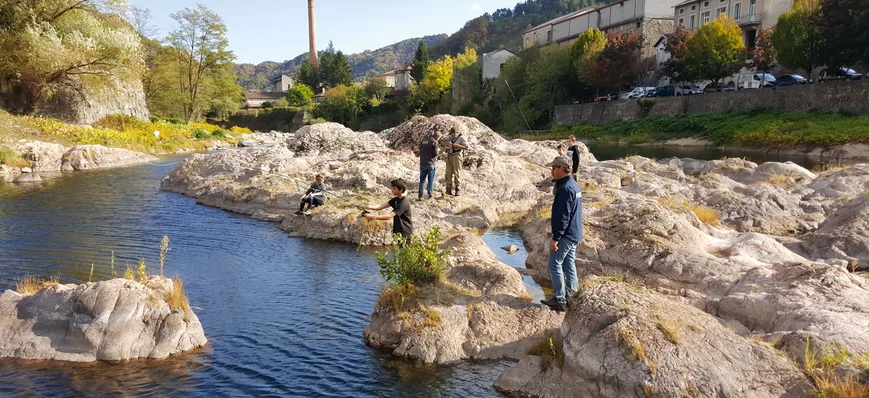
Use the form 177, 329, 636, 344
589, 195, 617, 210
654, 314, 681, 345
419, 306, 442, 330
163, 275, 190, 322
812, 162, 849, 175
0, 147, 31, 168
800, 337, 869, 397
656, 195, 690, 212
813, 373, 869, 398
619, 326, 658, 374
15, 275, 60, 295
517, 291, 534, 302
768, 173, 793, 185
643, 384, 662, 397
690, 205, 720, 226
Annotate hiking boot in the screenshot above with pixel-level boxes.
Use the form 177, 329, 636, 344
303, 210, 312, 216
540, 298, 566, 311
417, 197, 424, 202
454, 189, 460, 197
294, 211, 302, 216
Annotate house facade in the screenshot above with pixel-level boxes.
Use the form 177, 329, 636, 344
673, 0, 792, 47
374, 71, 396, 88
522, 0, 683, 61
394, 67, 414, 91
244, 91, 285, 109
482, 50, 516, 80
271, 74, 294, 93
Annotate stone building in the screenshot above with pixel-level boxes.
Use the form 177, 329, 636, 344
673, 0, 792, 47
271, 74, 294, 93
522, 0, 682, 61
374, 71, 396, 88
481, 50, 516, 80
394, 67, 414, 92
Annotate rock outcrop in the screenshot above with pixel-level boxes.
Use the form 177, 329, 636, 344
494, 281, 811, 398
1, 140, 157, 181
0, 277, 206, 362
35, 77, 150, 125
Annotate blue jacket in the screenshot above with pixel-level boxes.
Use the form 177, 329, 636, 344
551, 175, 583, 243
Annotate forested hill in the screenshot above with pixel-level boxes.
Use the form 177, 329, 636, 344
234, 34, 446, 91
430, 0, 612, 58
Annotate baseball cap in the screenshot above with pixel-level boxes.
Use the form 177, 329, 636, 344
545, 156, 571, 169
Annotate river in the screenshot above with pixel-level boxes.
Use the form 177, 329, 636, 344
0, 145, 831, 397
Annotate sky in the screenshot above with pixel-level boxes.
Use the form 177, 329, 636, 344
130, 0, 521, 65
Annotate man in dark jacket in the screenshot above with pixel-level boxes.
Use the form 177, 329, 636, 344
565, 136, 581, 179
541, 156, 583, 311
295, 175, 327, 216
418, 131, 441, 201
358, 179, 413, 243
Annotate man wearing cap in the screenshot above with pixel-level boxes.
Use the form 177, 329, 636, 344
541, 156, 583, 312
443, 127, 469, 196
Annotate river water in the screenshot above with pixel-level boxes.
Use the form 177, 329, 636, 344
0, 157, 511, 397
0, 145, 832, 397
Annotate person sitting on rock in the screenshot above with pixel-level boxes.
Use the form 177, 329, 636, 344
357, 179, 413, 243
565, 136, 581, 179
295, 175, 327, 216
418, 131, 441, 201
541, 156, 583, 312
442, 127, 469, 196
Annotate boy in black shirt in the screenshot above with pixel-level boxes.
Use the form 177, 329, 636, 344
357, 179, 413, 242
295, 175, 327, 216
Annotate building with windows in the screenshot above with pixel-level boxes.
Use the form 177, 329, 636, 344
271, 74, 294, 93
673, 0, 792, 47
522, 0, 683, 60
481, 50, 516, 80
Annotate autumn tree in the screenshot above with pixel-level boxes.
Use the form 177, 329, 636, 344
771, 0, 824, 79
571, 28, 607, 85
167, 4, 239, 121
411, 40, 431, 83
0, 0, 144, 114
751, 28, 777, 84
588, 31, 644, 93
659, 27, 693, 83
411, 55, 454, 112
363, 78, 390, 101
684, 17, 746, 85
817, 0, 869, 72
451, 48, 481, 112
314, 84, 367, 125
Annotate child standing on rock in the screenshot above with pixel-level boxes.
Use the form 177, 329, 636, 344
357, 179, 414, 243
295, 175, 327, 216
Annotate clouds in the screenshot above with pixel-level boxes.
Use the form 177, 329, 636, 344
470, 3, 482, 12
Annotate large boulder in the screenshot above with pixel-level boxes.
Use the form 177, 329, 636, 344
494, 281, 811, 398
380, 114, 506, 152
0, 277, 207, 362
62, 145, 157, 171
286, 123, 385, 158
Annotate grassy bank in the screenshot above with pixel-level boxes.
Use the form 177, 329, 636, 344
0, 111, 249, 154
520, 110, 869, 148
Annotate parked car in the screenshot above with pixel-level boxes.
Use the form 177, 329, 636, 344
703, 82, 736, 92
594, 93, 619, 102
647, 86, 675, 97
739, 73, 776, 89
677, 85, 704, 95
819, 67, 862, 82
775, 74, 808, 86
620, 86, 656, 100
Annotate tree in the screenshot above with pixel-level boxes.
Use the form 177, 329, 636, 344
659, 27, 693, 83
318, 41, 352, 89
751, 28, 777, 83
296, 60, 320, 91
314, 84, 367, 125
571, 28, 607, 85
771, 0, 824, 79
451, 47, 480, 112
167, 4, 238, 121
127, 6, 159, 38
0, 0, 144, 114
412, 55, 454, 112
684, 17, 745, 85
817, 0, 869, 72
363, 78, 390, 100
411, 40, 431, 83
588, 31, 644, 93
523, 45, 575, 125
286, 83, 315, 106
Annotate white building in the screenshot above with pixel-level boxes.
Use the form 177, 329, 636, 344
394, 67, 414, 91
374, 71, 396, 88
481, 50, 516, 80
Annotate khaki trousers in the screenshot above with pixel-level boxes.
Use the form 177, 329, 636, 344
445, 152, 463, 193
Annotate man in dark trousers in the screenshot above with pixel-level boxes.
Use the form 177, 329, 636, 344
418, 131, 441, 201
541, 156, 583, 311
565, 136, 581, 179
295, 174, 327, 216
443, 127, 469, 196
357, 179, 413, 243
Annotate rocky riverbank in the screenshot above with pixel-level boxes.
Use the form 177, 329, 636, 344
0, 276, 207, 362
160, 114, 869, 395
0, 140, 157, 183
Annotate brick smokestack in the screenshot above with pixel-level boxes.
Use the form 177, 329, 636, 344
308, 0, 319, 72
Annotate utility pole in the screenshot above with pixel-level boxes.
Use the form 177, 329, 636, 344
308, 0, 319, 72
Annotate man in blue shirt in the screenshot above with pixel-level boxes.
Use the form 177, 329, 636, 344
541, 156, 583, 311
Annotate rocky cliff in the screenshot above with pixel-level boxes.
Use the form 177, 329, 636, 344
36, 77, 150, 125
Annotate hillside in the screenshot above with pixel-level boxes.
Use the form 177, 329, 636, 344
234, 34, 446, 91
430, 0, 612, 58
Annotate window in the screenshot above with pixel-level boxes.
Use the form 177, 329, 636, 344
701, 11, 710, 24
691, 5, 696, 10
749, 0, 756, 17
690, 15, 696, 28
679, 17, 684, 26
734, 3, 741, 18
703, 1, 709, 7
546, 30, 552, 43
680, 8, 685, 14
716, 7, 726, 17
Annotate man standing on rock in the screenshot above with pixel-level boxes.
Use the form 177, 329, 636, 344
443, 127, 469, 196
418, 131, 441, 201
358, 179, 414, 243
565, 136, 581, 179
541, 156, 582, 312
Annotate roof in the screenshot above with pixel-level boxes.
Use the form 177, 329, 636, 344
673, 0, 699, 8
244, 92, 285, 100
375, 70, 396, 77
270, 74, 292, 83
483, 49, 515, 57
654, 34, 672, 48
523, 6, 597, 33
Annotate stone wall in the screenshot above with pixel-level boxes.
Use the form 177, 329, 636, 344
225, 108, 304, 133
555, 80, 869, 126
36, 77, 150, 124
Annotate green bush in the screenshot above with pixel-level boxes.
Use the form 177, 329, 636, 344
377, 227, 452, 287
93, 114, 148, 131
287, 83, 315, 107
272, 98, 289, 108
152, 116, 186, 125
262, 101, 273, 109
191, 128, 210, 139
211, 128, 226, 138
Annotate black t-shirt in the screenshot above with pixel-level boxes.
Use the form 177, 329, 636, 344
388, 196, 413, 238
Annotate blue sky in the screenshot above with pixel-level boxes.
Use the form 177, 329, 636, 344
131, 0, 521, 64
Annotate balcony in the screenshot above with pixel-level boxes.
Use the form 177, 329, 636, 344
736, 12, 760, 25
